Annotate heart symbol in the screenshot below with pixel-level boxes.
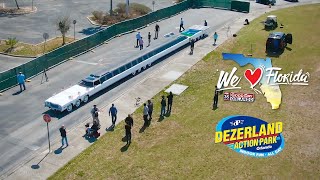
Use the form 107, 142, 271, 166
244, 68, 263, 88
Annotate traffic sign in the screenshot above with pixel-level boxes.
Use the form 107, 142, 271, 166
43, 114, 51, 123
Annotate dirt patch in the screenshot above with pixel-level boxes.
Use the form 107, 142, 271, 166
0, 6, 36, 15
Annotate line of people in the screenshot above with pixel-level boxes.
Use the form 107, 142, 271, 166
135, 23, 160, 50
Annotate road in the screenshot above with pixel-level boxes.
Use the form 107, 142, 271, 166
0, 7, 242, 177
0, 0, 174, 44
0, 54, 33, 72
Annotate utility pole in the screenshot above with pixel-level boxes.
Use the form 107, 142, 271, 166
126, 0, 130, 16
110, 0, 113, 15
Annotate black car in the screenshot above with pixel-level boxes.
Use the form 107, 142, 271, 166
266, 32, 292, 53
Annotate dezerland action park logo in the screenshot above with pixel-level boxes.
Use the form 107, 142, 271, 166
215, 115, 285, 158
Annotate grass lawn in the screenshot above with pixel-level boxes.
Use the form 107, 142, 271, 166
0, 37, 74, 57
50, 4, 320, 179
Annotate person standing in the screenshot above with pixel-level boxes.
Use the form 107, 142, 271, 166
204, 20, 208, 26
125, 114, 133, 145
167, 91, 173, 113
147, 32, 151, 47
17, 72, 26, 92
136, 32, 141, 47
190, 38, 195, 55
90, 105, 100, 126
147, 100, 153, 121
59, 125, 68, 147
213, 86, 219, 109
179, 18, 185, 32
160, 96, 166, 116
213, 32, 218, 45
109, 104, 118, 126
143, 103, 149, 126
155, 24, 160, 39
139, 37, 144, 50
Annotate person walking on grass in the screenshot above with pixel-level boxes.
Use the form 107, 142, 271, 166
213, 86, 219, 109
125, 114, 133, 145
136, 32, 141, 47
167, 91, 173, 113
17, 72, 26, 92
59, 125, 68, 147
213, 32, 218, 45
147, 100, 154, 121
155, 24, 160, 39
143, 103, 149, 126
160, 96, 166, 116
179, 18, 185, 32
109, 104, 118, 126
148, 32, 151, 47
139, 37, 144, 50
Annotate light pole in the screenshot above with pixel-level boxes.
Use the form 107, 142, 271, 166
32, 0, 33, 11
73, 20, 77, 40
152, 1, 155, 11
43, 33, 49, 54
126, 0, 129, 16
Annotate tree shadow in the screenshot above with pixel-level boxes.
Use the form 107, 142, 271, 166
79, 27, 105, 35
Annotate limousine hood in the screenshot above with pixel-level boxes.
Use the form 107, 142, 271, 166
45, 84, 90, 106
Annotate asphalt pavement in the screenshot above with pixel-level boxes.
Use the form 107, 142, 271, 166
0, 54, 33, 72
0, 7, 241, 177
0, 0, 174, 44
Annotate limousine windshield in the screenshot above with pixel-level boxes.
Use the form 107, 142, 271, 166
79, 80, 94, 87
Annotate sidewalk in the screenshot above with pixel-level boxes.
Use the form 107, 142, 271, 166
5, 1, 318, 179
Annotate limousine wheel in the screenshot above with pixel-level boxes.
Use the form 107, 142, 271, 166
138, 68, 141, 73
83, 95, 89, 103
148, 63, 152, 67
75, 99, 81, 107
67, 104, 73, 112
143, 65, 147, 70
132, 71, 136, 76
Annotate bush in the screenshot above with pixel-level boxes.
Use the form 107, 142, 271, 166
6, 37, 19, 52
92, 11, 104, 23
130, 3, 152, 15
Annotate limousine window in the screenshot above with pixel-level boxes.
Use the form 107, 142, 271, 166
132, 60, 138, 66
119, 66, 126, 73
138, 57, 144, 63
79, 80, 94, 87
112, 69, 119, 76
94, 80, 100, 86
125, 63, 132, 69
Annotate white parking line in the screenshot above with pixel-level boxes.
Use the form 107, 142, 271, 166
71, 60, 98, 65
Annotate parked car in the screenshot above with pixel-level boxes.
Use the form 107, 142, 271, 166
266, 32, 292, 53
264, 15, 278, 30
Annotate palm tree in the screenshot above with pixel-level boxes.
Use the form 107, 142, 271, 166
14, 0, 20, 9
56, 16, 71, 45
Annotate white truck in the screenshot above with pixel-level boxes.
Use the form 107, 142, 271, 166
45, 25, 210, 112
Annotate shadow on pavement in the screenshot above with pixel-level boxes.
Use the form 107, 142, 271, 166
54, 146, 66, 154
79, 27, 104, 35
31, 153, 49, 169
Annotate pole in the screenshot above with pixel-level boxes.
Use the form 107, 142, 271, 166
43, 39, 46, 54
73, 24, 75, 40
126, 0, 129, 16
32, 0, 33, 11
47, 122, 51, 152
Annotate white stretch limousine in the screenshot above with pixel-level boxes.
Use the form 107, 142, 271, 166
45, 25, 209, 112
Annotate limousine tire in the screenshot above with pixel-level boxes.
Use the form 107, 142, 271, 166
132, 71, 136, 76
143, 65, 147, 70
75, 99, 81, 107
67, 104, 73, 112
137, 68, 141, 73
82, 95, 89, 103
148, 63, 152, 67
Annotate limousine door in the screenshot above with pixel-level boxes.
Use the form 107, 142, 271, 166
92, 80, 103, 94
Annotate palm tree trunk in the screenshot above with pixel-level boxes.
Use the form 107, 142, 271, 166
62, 34, 65, 45
14, 0, 20, 9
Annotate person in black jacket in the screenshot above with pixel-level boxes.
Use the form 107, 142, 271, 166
160, 96, 166, 116
167, 92, 173, 113
59, 125, 68, 147
125, 114, 134, 145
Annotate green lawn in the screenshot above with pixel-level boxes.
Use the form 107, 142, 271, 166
0, 37, 74, 57
50, 4, 320, 179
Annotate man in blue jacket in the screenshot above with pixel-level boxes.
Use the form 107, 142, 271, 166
17, 72, 26, 92
109, 104, 118, 126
